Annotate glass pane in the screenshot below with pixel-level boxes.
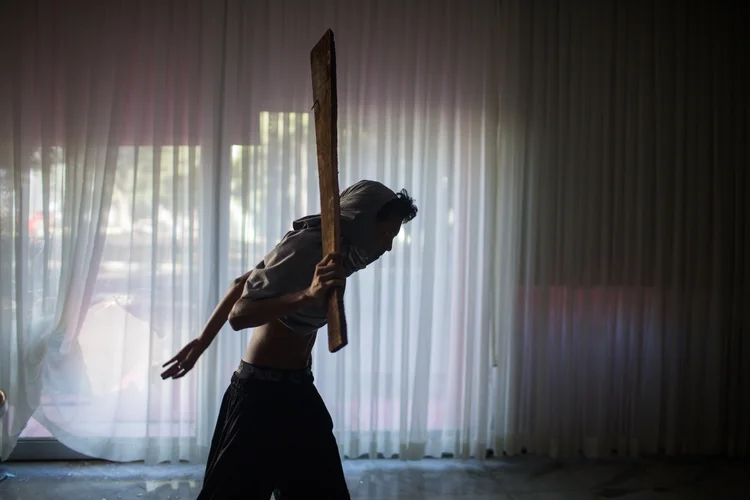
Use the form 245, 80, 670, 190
33, 145, 204, 440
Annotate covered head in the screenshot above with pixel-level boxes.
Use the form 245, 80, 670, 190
294, 179, 415, 266
240, 179, 417, 335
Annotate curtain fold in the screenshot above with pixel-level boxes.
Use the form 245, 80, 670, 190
493, 0, 749, 458
1, 0, 747, 465
1, 0, 130, 460
1, 0, 502, 463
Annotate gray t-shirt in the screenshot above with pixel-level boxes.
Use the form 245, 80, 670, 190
240, 180, 397, 335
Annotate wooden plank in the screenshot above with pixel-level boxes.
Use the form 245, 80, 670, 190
310, 29, 348, 353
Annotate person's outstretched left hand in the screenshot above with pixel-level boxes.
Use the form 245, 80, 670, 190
161, 338, 209, 379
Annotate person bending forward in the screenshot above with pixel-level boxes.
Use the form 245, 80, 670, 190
161, 180, 418, 499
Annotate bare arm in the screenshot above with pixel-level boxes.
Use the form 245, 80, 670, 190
227, 252, 346, 331
161, 270, 252, 379
227, 290, 316, 331
196, 271, 253, 345
161, 254, 345, 380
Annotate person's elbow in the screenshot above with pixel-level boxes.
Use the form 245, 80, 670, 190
227, 310, 241, 331
228, 298, 259, 331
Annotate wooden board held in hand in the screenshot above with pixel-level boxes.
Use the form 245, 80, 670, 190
311, 29, 348, 353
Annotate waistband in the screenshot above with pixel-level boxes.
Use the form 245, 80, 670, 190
233, 360, 314, 385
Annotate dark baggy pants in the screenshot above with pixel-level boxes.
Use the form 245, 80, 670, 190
197, 362, 351, 499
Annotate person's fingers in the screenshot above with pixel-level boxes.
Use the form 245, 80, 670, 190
161, 352, 195, 379
319, 268, 346, 280
319, 257, 343, 268
163, 343, 193, 367
163, 337, 206, 368
319, 254, 334, 265
324, 279, 346, 289
319, 261, 346, 274
164, 362, 189, 379
161, 365, 179, 379
317, 263, 336, 274
318, 273, 334, 283
162, 355, 180, 367
320, 253, 344, 265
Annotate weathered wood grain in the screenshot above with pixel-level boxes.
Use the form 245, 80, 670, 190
311, 29, 348, 353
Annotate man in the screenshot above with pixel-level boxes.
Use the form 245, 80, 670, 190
161, 180, 418, 499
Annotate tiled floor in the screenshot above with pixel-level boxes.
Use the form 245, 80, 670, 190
1, 456, 748, 499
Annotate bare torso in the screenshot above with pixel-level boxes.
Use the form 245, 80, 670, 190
242, 319, 317, 369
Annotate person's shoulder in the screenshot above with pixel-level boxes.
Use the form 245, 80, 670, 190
265, 230, 323, 267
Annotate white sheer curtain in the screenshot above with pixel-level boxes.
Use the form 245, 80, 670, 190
4, 0, 747, 467
0, 0, 139, 460
1, 0, 501, 463
491, 0, 749, 459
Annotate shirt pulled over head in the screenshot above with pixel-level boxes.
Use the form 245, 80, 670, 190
240, 180, 397, 335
